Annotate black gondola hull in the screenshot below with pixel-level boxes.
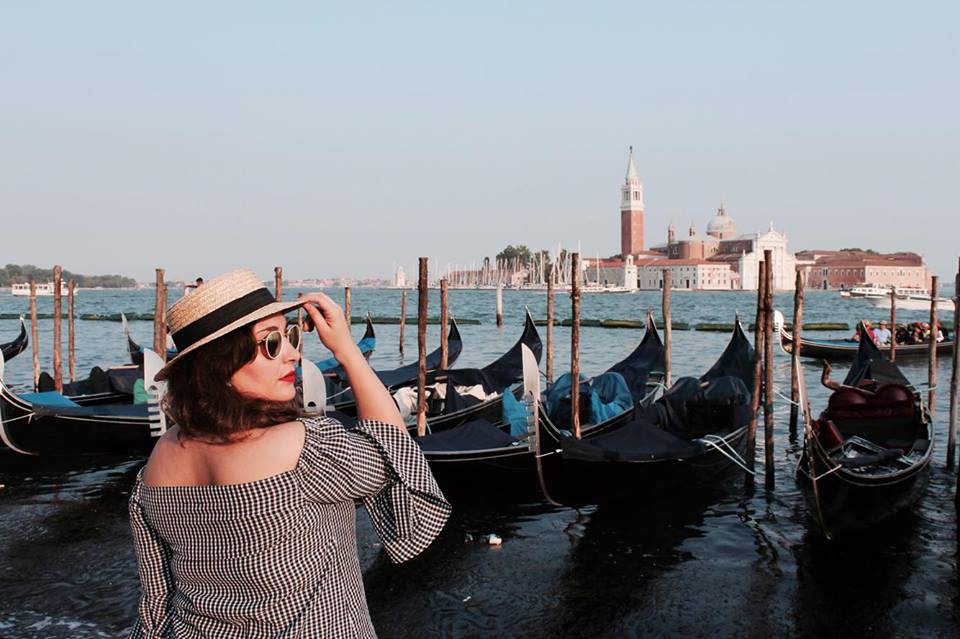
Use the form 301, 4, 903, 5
796, 441, 932, 538
0, 387, 158, 456
1, 319, 29, 363
538, 424, 749, 506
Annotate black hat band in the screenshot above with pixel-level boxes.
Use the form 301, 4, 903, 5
172, 288, 277, 352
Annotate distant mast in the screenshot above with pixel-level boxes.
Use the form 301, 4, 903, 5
620, 146, 645, 258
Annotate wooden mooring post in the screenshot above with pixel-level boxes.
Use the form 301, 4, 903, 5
947, 258, 959, 470
153, 269, 168, 362
416, 258, 428, 437
570, 253, 581, 438
440, 278, 449, 369
496, 283, 504, 327
789, 270, 805, 437
399, 289, 407, 356
344, 287, 352, 328
68, 280, 76, 382
889, 286, 897, 362
662, 269, 672, 388
274, 267, 283, 301
928, 276, 938, 416
746, 259, 767, 485
546, 273, 554, 383
763, 250, 775, 489
52, 265, 63, 392
29, 281, 40, 391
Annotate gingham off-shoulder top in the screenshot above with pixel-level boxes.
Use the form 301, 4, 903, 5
128, 417, 451, 639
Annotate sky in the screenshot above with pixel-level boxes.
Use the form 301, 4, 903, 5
1, 1, 957, 283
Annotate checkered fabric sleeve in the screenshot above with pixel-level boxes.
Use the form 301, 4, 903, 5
128, 483, 174, 638
297, 416, 452, 563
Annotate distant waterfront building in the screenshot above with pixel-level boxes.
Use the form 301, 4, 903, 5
796, 250, 928, 290
658, 205, 797, 291
638, 260, 733, 290
393, 265, 406, 288
583, 149, 799, 291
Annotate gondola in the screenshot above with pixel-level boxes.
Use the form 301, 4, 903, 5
416, 314, 665, 501
0, 348, 331, 457
393, 310, 543, 434
773, 310, 953, 360
123, 313, 378, 368
0, 347, 167, 456
324, 319, 463, 411
795, 323, 933, 539
535, 319, 755, 506
1, 317, 28, 363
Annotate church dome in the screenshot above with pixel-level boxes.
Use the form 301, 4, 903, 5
706, 204, 737, 239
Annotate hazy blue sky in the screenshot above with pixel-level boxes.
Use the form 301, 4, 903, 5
1, 1, 957, 282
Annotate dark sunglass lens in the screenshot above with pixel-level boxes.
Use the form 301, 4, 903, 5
287, 325, 302, 349
265, 331, 283, 359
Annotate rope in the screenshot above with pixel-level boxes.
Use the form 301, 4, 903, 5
0, 412, 34, 426
535, 449, 560, 458
809, 463, 843, 482
773, 389, 801, 407
701, 433, 755, 475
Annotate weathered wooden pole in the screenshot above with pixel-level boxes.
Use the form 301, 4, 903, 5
440, 278, 449, 369
344, 286, 352, 328
570, 253, 582, 438
763, 250, 775, 489
68, 279, 76, 382
29, 281, 40, 391
889, 286, 897, 362
546, 272, 555, 383
746, 259, 767, 485
274, 266, 283, 301
416, 257, 428, 437
496, 283, 504, 327
929, 275, 939, 416
52, 265, 63, 392
789, 270, 805, 437
947, 259, 959, 469
662, 269, 672, 388
153, 269, 168, 363
399, 289, 407, 356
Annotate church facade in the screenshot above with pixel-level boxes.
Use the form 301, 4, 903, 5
585, 149, 798, 291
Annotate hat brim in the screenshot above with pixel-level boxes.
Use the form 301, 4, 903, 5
153, 298, 308, 382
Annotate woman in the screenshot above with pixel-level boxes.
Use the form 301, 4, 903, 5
129, 269, 450, 638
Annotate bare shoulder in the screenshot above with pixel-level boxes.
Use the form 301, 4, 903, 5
141, 426, 190, 486
142, 421, 307, 487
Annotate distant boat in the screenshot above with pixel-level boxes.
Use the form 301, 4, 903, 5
869, 293, 955, 312
843, 285, 929, 300
10, 282, 72, 297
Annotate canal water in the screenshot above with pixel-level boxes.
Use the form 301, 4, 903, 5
0, 287, 957, 638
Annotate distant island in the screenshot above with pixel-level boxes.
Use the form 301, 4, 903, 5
0, 264, 136, 288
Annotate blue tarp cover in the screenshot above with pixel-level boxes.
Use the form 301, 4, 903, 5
501, 388, 529, 437
21, 391, 81, 408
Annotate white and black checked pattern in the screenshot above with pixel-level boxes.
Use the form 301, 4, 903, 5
128, 417, 451, 638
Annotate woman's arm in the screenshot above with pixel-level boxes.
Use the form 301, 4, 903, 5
300, 293, 404, 429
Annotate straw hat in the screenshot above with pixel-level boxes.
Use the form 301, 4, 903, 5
154, 268, 306, 381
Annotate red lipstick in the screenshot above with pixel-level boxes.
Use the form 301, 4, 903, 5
280, 371, 296, 383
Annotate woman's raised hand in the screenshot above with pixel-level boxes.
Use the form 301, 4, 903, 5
299, 293, 361, 362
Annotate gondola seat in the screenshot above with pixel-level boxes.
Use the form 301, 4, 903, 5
827, 384, 917, 442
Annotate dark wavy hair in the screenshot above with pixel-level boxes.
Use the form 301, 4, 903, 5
163, 324, 303, 443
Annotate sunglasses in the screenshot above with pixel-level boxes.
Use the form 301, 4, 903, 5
256, 324, 302, 359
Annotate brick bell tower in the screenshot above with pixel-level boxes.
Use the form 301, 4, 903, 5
620, 146, 644, 258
